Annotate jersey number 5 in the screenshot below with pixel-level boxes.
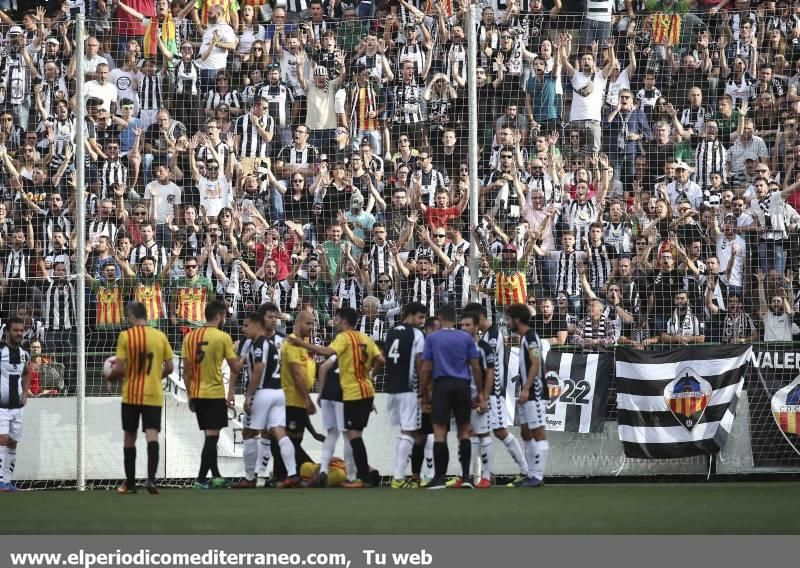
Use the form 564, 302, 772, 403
195, 341, 209, 364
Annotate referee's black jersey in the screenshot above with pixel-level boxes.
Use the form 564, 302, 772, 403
248, 335, 282, 390
0, 342, 30, 409
383, 324, 425, 394
320, 354, 342, 402
519, 329, 547, 401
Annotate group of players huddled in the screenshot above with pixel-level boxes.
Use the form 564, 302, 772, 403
0, 298, 549, 493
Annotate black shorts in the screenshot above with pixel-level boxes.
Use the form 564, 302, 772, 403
121, 403, 162, 433
344, 398, 373, 431
431, 378, 471, 427
192, 398, 228, 431
286, 406, 308, 437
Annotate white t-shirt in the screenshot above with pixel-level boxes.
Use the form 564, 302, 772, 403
85, 54, 108, 74
83, 80, 118, 113
715, 234, 746, 287
605, 68, 630, 108
198, 175, 232, 217
144, 181, 182, 224
569, 70, 606, 122
763, 312, 799, 342
197, 24, 237, 70
108, 68, 139, 114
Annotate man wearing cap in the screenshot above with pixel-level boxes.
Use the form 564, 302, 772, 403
667, 162, 703, 209
3, 25, 36, 130
296, 49, 345, 156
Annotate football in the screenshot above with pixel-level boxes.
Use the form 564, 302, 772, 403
102, 356, 117, 381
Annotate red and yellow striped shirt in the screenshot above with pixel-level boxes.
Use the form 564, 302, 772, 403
330, 330, 381, 401
116, 325, 174, 406
133, 277, 166, 324
174, 276, 216, 326
92, 282, 126, 328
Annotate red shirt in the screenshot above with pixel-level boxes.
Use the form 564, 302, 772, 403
424, 206, 462, 229
568, 181, 599, 201
116, 0, 153, 37
270, 239, 295, 280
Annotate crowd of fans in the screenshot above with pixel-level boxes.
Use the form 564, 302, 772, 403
1, 0, 800, 394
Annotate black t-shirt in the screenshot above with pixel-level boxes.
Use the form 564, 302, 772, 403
532, 315, 565, 341
648, 269, 684, 315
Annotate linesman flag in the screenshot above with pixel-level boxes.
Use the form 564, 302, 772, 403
541, 343, 613, 433
615, 345, 751, 459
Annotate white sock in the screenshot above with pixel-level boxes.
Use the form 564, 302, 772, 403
480, 436, 493, 480
0, 446, 6, 483
4, 447, 15, 483
243, 438, 258, 481
532, 440, 549, 481
343, 436, 356, 482
423, 434, 434, 479
320, 429, 339, 475
278, 437, 297, 477
470, 437, 481, 480
501, 433, 528, 475
394, 434, 414, 480
257, 438, 271, 477
525, 439, 537, 478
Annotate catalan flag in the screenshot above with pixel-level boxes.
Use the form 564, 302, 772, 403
652, 13, 682, 47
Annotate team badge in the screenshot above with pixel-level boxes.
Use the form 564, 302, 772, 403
545, 371, 561, 412
664, 369, 711, 431
771, 376, 800, 435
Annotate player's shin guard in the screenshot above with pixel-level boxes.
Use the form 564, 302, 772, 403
343, 437, 356, 481
470, 437, 480, 479
124, 447, 136, 486
424, 434, 434, 478
433, 441, 449, 479
199, 435, 219, 481
525, 440, 537, 479
243, 438, 258, 481
147, 441, 159, 482
278, 437, 297, 477
257, 438, 271, 477
0, 445, 6, 483
319, 429, 339, 475
271, 439, 287, 481
349, 437, 370, 481
458, 439, 471, 480
532, 440, 549, 481
502, 433, 528, 475
410, 441, 424, 477
394, 434, 414, 480
480, 436, 493, 480
4, 448, 15, 483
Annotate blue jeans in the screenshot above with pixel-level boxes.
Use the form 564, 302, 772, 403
758, 239, 787, 276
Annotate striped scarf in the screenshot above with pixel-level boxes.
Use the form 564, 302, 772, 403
144, 14, 177, 60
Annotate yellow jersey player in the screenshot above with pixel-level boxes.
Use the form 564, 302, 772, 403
181, 300, 241, 489
278, 310, 317, 484
108, 302, 175, 495
316, 307, 384, 488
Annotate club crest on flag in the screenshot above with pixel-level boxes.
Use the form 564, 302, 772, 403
663, 369, 711, 431
771, 376, 800, 436
545, 371, 561, 411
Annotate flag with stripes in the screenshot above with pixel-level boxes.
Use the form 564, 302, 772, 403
541, 343, 613, 433
615, 345, 751, 459
652, 13, 681, 46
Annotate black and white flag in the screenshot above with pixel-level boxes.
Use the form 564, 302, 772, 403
541, 343, 613, 433
615, 345, 751, 459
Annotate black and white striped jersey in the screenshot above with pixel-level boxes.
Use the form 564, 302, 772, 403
383, 323, 425, 394
276, 143, 319, 167
586, 243, 617, 291
552, 249, 582, 297
99, 160, 128, 198
519, 329, 547, 401
356, 316, 387, 346
0, 342, 30, 409
44, 280, 76, 331
205, 89, 242, 112
138, 71, 164, 110
235, 113, 275, 159
258, 82, 294, 127
482, 325, 506, 397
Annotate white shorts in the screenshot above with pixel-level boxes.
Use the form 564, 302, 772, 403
470, 407, 490, 435
518, 399, 547, 429
321, 399, 345, 432
386, 392, 420, 432
488, 395, 509, 430
0, 407, 23, 441
247, 389, 286, 431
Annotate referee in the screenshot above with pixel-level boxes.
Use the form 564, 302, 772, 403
419, 304, 482, 489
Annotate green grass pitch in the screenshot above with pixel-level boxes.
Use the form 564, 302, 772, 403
1, 482, 799, 534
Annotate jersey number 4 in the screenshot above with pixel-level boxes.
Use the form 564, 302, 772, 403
387, 339, 401, 364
